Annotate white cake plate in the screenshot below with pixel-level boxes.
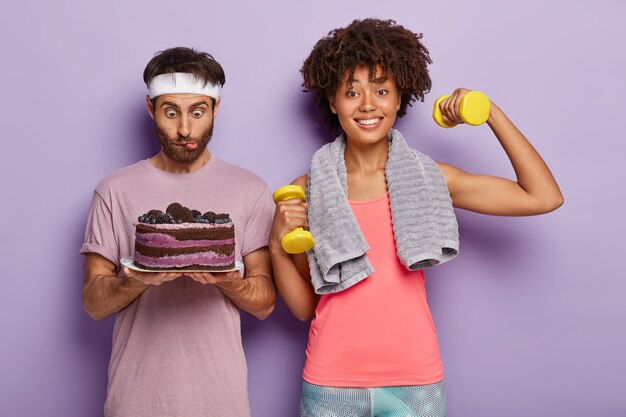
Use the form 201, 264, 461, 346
120, 257, 243, 273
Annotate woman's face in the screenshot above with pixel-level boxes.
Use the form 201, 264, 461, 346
329, 65, 401, 145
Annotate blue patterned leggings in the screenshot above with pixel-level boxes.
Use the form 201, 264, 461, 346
300, 380, 447, 417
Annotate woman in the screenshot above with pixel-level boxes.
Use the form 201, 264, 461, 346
270, 18, 563, 417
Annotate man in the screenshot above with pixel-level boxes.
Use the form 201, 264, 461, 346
81, 47, 276, 417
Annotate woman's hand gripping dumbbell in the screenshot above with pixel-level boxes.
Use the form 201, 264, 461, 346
433, 89, 491, 128
271, 185, 315, 254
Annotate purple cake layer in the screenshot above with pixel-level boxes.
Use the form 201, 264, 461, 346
134, 252, 236, 270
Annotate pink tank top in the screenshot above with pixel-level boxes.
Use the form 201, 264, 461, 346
302, 193, 444, 387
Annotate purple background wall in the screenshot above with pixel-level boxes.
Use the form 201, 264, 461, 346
1, 0, 624, 416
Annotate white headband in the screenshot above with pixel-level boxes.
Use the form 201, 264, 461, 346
147, 72, 220, 99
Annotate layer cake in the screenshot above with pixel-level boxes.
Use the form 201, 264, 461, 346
133, 203, 235, 271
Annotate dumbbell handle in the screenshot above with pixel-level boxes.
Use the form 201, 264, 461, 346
272, 185, 315, 254
433, 91, 490, 128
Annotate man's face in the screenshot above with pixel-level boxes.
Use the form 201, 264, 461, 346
148, 93, 219, 164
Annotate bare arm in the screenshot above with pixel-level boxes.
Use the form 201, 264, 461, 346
269, 175, 319, 321
437, 89, 564, 216
82, 253, 180, 320
186, 247, 276, 320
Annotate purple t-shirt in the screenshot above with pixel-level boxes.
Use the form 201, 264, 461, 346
80, 156, 273, 417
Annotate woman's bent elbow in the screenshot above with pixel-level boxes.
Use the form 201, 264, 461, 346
295, 308, 315, 322
543, 193, 564, 213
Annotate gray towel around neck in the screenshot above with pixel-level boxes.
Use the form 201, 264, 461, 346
306, 129, 459, 294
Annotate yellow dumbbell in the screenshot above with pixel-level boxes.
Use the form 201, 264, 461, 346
272, 185, 315, 254
433, 90, 491, 128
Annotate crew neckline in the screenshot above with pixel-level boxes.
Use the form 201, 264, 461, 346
142, 154, 218, 178
348, 192, 389, 205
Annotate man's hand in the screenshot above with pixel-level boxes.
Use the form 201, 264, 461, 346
83, 253, 155, 320
122, 266, 182, 286
185, 248, 275, 319
184, 270, 243, 286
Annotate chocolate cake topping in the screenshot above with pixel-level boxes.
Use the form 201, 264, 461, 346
138, 203, 232, 224
166, 203, 183, 214
166, 203, 193, 223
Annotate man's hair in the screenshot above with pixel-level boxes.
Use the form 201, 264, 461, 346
143, 47, 226, 103
300, 19, 432, 131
